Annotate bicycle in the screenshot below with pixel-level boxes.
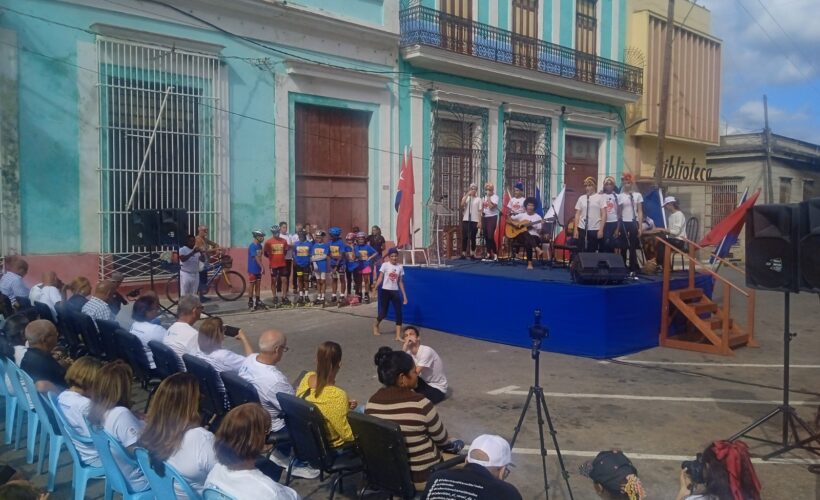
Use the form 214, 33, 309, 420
165, 254, 246, 303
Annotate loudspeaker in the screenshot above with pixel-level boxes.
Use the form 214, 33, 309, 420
570, 252, 628, 285
799, 198, 820, 292
745, 203, 799, 292
129, 210, 160, 247
158, 209, 189, 246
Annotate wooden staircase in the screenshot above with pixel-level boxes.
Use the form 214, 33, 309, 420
658, 238, 758, 356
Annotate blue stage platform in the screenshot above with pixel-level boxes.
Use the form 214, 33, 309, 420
387, 260, 713, 359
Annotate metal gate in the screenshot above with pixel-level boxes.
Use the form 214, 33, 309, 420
96, 38, 228, 280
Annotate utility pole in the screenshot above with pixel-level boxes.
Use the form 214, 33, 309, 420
654, 0, 676, 189
763, 95, 774, 203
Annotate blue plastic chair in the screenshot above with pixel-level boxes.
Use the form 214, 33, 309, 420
87, 421, 153, 500
134, 447, 202, 500
0, 356, 21, 445
16, 369, 65, 491
5, 361, 40, 464
46, 393, 106, 500
202, 487, 236, 500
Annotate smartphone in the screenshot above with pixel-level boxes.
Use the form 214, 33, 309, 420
224, 325, 240, 337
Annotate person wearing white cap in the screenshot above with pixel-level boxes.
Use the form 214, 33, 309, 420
655, 196, 687, 268
421, 434, 523, 500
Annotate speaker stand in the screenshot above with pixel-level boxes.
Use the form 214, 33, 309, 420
147, 247, 177, 320
729, 293, 820, 459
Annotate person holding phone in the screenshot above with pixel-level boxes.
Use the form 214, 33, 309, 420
195, 317, 254, 373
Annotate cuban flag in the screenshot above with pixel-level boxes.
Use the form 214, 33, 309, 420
643, 187, 666, 229
701, 188, 760, 265
395, 146, 415, 248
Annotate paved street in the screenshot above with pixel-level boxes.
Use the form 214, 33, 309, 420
2, 274, 820, 499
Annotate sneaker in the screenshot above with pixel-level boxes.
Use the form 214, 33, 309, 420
247, 299, 254, 310
296, 296, 304, 307
364, 294, 370, 304
254, 300, 268, 310
273, 297, 280, 308
330, 295, 337, 304
290, 464, 320, 479
269, 450, 291, 469
282, 297, 291, 306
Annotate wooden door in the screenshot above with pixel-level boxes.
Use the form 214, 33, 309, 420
440, 0, 472, 55
295, 104, 370, 231
575, 0, 597, 83
563, 136, 598, 226
512, 0, 538, 69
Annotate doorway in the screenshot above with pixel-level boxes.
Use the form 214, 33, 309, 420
563, 136, 599, 225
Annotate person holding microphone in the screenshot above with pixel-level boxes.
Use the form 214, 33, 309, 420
460, 183, 483, 260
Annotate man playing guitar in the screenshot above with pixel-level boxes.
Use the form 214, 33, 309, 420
507, 197, 543, 270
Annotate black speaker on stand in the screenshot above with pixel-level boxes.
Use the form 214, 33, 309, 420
799, 198, 820, 292
730, 202, 820, 460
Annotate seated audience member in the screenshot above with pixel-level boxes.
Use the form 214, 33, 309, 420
28, 271, 63, 320
81, 280, 116, 322
20, 320, 65, 393
422, 434, 522, 500
1, 313, 30, 394
88, 361, 148, 492
139, 373, 215, 496
676, 440, 761, 500
129, 295, 168, 369
295, 341, 355, 448
164, 295, 202, 359
57, 356, 103, 467
366, 347, 462, 487
0, 257, 30, 308
0, 479, 47, 500
401, 326, 447, 404
237, 330, 293, 432
205, 403, 299, 499
581, 450, 646, 500
195, 317, 253, 372
107, 272, 128, 318
65, 276, 92, 313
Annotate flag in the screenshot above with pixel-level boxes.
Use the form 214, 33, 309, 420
495, 188, 511, 250
700, 188, 760, 258
643, 187, 666, 229
396, 146, 415, 248
534, 187, 544, 218
545, 186, 566, 224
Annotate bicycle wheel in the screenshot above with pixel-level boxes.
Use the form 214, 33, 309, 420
215, 270, 246, 301
165, 274, 181, 304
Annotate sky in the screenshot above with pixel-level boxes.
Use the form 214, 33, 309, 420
698, 0, 820, 145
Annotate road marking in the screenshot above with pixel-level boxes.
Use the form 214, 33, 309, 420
508, 448, 820, 465
612, 357, 820, 369
487, 387, 820, 406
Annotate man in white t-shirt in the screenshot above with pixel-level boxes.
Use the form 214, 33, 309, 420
237, 329, 294, 432
402, 326, 447, 404
179, 234, 204, 297
460, 183, 483, 260
29, 271, 63, 320
509, 197, 543, 270
506, 182, 526, 216
573, 176, 606, 253
481, 182, 500, 261
164, 295, 202, 360
618, 172, 644, 272
600, 176, 621, 253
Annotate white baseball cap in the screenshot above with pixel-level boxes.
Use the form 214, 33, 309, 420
663, 196, 677, 206
467, 434, 514, 467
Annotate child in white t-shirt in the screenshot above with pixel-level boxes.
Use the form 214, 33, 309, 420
371, 248, 407, 341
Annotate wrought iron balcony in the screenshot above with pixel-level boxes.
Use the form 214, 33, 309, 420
400, 5, 643, 96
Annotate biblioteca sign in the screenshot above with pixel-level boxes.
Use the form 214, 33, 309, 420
662, 155, 712, 182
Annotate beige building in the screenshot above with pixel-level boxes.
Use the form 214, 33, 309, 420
625, 0, 722, 240
706, 133, 820, 260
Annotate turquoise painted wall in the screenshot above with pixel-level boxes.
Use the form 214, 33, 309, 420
601, 0, 612, 59
290, 0, 384, 26
498, 0, 510, 30
560, 0, 574, 48
478, 0, 491, 25
2, 0, 394, 253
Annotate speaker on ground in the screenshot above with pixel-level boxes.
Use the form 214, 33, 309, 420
570, 252, 628, 285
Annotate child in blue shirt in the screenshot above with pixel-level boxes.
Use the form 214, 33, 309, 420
343, 233, 358, 304
247, 230, 267, 310
292, 230, 313, 306
327, 227, 346, 305
310, 230, 330, 305
353, 231, 378, 303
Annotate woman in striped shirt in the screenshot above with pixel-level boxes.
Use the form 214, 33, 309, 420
365, 347, 461, 487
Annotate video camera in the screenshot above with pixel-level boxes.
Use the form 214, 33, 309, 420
529, 309, 549, 341
682, 453, 705, 484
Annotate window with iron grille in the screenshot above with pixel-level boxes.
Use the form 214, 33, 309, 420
96, 38, 228, 280
779, 177, 792, 204
434, 119, 480, 226
705, 182, 738, 231
505, 128, 543, 197
803, 179, 815, 201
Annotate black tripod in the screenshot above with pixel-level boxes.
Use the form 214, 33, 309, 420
510, 311, 574, 499
730, 293, 820, 459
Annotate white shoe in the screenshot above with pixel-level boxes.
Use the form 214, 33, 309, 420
269, 450, 290, 468
290, 464, 321, 479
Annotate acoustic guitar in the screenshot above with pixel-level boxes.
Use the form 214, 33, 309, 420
505, 217, 547, 239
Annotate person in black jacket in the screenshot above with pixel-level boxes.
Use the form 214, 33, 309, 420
422, 434, 522, 500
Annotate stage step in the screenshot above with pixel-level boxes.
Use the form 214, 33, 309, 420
676, 288, 704, 301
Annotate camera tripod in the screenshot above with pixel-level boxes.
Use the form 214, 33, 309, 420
510, 311, 574, 499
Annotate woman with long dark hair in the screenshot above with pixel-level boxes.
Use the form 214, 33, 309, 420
138, 373, 215, 496
295, 341, 355, 448
366, 347, 461, 489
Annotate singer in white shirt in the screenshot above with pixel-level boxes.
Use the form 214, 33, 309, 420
460, 183, 483, 260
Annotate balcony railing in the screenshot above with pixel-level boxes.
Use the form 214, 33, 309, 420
400, 5, 643, 95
